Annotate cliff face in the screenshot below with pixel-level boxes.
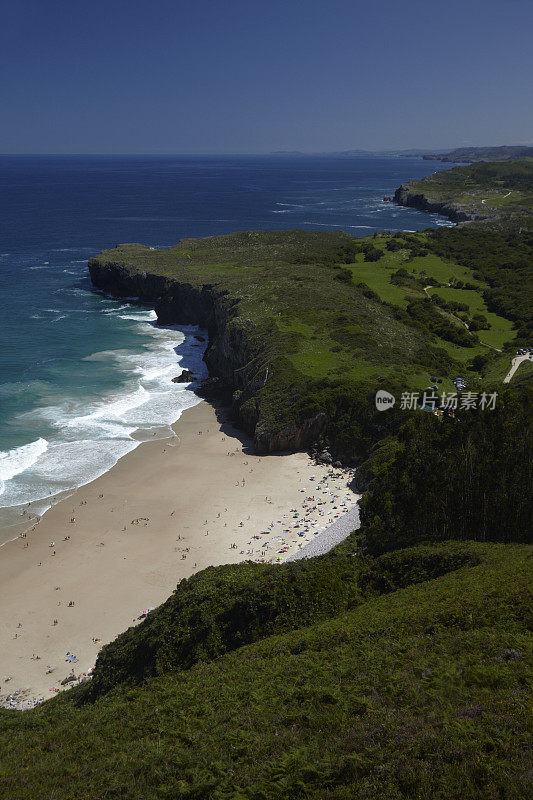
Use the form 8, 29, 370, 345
393, 184, 480, 223
88, 258, 327, 454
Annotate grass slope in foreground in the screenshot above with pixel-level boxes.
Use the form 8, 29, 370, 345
0, 541, 531, 799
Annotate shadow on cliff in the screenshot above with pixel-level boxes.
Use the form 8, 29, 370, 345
159, 322, 257, 456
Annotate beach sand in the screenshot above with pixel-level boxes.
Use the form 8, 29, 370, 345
0, 400, 359, 708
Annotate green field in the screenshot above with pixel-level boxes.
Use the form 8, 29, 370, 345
346, 234, 516, 351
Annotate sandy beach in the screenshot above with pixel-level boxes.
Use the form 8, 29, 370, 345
0, 400, 359, 708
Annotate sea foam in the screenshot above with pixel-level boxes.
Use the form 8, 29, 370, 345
0, 304, 207, 518
0, 438, 48, 496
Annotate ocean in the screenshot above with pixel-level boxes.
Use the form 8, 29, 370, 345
0, 154, 452, 538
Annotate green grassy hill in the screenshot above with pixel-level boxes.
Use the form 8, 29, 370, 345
395, 159, 533, 228
1, 541, 531, 799
90, 226, 531, 461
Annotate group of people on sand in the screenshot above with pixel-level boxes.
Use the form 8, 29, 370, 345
4, 432, 354, 709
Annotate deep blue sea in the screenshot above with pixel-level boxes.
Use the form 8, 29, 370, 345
0, 154, 452, 536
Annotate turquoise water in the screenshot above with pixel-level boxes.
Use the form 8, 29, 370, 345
0, 154, 452, 535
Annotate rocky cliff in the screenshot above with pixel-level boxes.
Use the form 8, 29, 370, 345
88, 258, 327, 454
393, 183, 486, 224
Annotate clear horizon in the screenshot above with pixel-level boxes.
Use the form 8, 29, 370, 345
1, 145, 533, 157
2, 0, 532, 155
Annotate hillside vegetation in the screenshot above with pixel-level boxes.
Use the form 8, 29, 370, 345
0, 541, 531, 799
423, 145, 533, 163
395, 158, 533, 227
90, 226, 532, 463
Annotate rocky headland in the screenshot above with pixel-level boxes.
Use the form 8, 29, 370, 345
394, 157, 533, 229
88, 255, 327, 454
393, 183, 479, 223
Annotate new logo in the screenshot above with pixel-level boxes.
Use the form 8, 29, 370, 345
375, 390, 396, 411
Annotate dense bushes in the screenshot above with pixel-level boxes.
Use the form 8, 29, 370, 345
359, 389, 532, 555
78, 552, 363, 702
361, 243, 382, 262
76, 536, 510, 705
358, 542, 484, 596
406, 298, 477, 346
2, 542, 530, 800
428, 228, 533, 341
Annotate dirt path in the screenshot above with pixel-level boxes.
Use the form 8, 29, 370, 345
503, 354, 532, 384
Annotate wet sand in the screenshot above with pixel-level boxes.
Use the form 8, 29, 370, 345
0, 401, 359, 708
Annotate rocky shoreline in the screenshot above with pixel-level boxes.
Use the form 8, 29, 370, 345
393, 183, 483, 224
88, 259, 327, 455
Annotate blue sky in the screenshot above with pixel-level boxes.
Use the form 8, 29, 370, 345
1, 0, 532, 153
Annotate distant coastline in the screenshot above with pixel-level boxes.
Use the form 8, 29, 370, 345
393, 157, 533, 229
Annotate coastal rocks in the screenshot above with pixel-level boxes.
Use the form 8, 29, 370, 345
61, 674, 77, 685
319, 450, 332, 464
393, 184, 481, 224
172, 370, 195, 383
383, 195, 392, 202
194, 335, 206, 342
88, 258, 332, 456
196, 376, 233, 404
253, 412, 328, 455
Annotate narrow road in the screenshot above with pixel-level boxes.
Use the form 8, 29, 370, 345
503, 354, 532, 384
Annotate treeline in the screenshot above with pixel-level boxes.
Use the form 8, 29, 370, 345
463, 158, 533, 191
358, 387, 532, 555
427, 227, 533, 342
423, 145, 533, 162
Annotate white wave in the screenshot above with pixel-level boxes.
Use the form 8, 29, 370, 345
98, 291, 140, 302
64, 385, 150, 429
0, 317, 207, 517
0, 438, 48, 494
0, 440, 138, 511
272, 210, 291, 214
118, 310, 158, 322
101, 304, 130, 313
302, 222, 344, 227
